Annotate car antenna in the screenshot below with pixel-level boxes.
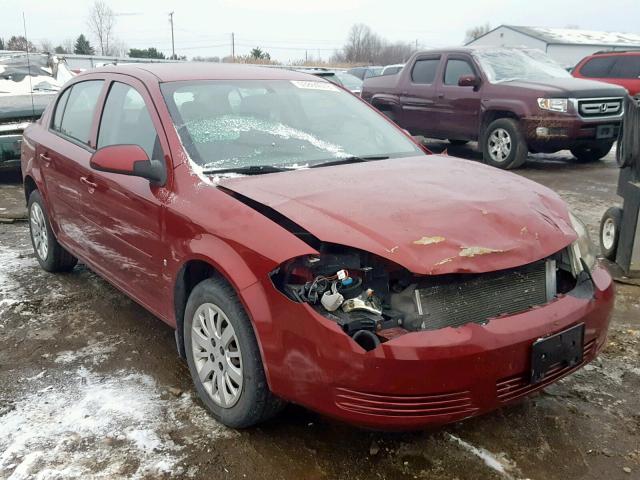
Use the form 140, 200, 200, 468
22, 12, 36, 118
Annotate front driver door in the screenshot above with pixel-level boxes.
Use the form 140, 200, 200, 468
81, 76, 173, 319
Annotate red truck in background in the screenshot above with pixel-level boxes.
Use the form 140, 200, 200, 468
572, 51, 640, 98
361, 47, 627, 169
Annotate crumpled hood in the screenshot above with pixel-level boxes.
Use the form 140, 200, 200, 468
219, 155, 577, 275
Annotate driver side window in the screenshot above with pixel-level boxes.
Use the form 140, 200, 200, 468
98, 82, 161, 160
444, 59, 474, 86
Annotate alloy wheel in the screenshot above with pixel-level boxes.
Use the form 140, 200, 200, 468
30, 203, 49, 261
601, 217, 616, 250
488, 128, 512, 163
191, 303, 243, 408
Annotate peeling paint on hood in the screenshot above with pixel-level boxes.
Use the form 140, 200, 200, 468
220, 155, 577, 274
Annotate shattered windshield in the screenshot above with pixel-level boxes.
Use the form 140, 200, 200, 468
161, 79, 421, 170
472, 48, 572, 83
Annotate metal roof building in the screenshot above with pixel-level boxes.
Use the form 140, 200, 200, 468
466, 25, 640, 67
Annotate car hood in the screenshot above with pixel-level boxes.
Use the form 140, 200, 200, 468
500, 77, 627, 98
219, 155, 577, 275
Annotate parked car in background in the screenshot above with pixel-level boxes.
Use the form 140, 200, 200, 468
0, 53, 73, 172
572, 51, 640, 98
362, 47, 627, 169
294, 67, 363, 94
22, 63, 613, 430
347, 65, 383, 80
381, 64, 404, 76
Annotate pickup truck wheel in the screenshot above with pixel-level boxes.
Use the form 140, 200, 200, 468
482, 118, 528, 170
599, 207, 622, 261
570, 142, 613, 163
28, 190, 78, 272
448, 139, 468, 146
184, 277, 285, 428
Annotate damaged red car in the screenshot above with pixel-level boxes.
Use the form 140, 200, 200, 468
21, 64, 614, 430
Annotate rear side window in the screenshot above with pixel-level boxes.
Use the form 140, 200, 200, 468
56, 80, 104, 145
444, 59, 475, 85
52, 88, 71, 131
411, 58, 440, 84
609, 56, 640, 79
579, 56, 617, 78
98, 82, 160, 160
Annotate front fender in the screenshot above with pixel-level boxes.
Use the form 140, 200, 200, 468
481, 99, 531, 119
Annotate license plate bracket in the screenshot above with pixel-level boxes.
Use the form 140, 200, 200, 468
530, 324, 584, 384
596, 124, 615, 139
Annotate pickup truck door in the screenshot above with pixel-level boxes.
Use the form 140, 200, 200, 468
435, 54, 482, 141
398, 55, 443, 137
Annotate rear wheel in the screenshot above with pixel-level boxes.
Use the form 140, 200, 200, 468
570, 142, 614, 163
184, 277, 284, 428
482, 118, 528, 169
599, 207, 623, 261
28, 190, 77, 272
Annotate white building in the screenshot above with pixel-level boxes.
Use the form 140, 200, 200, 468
466, 25, 640, 68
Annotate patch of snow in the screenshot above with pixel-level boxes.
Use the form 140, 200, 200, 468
0, 368, 233, 479
0, 241, 36, 321
446, 433, 518, 479
54, 337, 122, 365
521, 26, 640, 47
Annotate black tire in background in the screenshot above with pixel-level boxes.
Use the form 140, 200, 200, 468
27, 190, 78, 272
570, 141, 614, 163
482, 118, 528, 170
183, 277, 284, 428
599, 206, 623, 261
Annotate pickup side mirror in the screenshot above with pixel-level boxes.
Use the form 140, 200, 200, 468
90, 144, 166, 185
458, 74, 480, 88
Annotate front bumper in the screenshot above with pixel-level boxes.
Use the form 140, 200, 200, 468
522, 115, 621, 152
247, 264, 614, 430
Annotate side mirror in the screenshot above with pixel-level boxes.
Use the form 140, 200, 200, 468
90, 144, 166, 185
458, 75, 480, 88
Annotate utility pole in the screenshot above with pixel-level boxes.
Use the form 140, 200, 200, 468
305, 50, 308, 62
231, 32, 235, 61
169, 11, 175, 59
415, 39, 418, 50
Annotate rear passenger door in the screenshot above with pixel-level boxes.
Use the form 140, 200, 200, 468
399, 56, 442, 137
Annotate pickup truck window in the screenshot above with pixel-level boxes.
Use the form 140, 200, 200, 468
411, 59, 440, 84
54, 80, 104, 145
444, 59, 474, 85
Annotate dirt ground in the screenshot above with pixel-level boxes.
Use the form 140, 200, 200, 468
0, 145, 638, 480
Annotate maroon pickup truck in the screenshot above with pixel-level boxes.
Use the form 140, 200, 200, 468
361, 47, 627, 169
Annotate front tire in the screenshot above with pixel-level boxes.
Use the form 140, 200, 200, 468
184, 277, 284, 428
599, 207, 622, 261
28, 190, 77, 272
482, 118, 528, 169
571, 142, 614, 163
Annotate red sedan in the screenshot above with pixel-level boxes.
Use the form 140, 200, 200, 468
21, 63, 614, 430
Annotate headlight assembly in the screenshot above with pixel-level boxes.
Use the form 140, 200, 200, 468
569, 211, 597, 273
537, 98, 569, 113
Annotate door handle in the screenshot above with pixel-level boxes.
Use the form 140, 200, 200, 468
39, 153, 52, 163
437, 93, 445, 99
80, 176, 98, 189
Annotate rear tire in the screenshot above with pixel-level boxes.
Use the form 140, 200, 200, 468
448, 139, 468, 146
28, 190, 77, 272
570, 142, 614, 163
184, 277, 284, 428
482, 118, 528, 169
599, 207, 622, 261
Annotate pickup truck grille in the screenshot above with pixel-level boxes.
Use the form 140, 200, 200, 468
577, 98, 623, 118
415, 260, 552, 330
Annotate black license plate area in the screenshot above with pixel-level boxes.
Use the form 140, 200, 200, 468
531, 324, 584, 384
596, 124, 615, 139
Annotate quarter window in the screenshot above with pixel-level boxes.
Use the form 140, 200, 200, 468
411, 58, 440, 84
98, 82, 160, 160
56, 80, 104, 145
444, 59, 475, 85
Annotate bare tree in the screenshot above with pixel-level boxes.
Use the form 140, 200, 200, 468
6, 35, 36, 52
333, 24, 414, 65
88, 0, 116, 55
464, 23, 491, 44
40, 39, 54, 53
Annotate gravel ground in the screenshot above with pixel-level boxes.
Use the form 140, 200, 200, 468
0, 146, 638, 480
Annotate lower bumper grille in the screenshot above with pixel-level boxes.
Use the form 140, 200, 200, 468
335, 387, 479, 418
416, 260, 551, 330
496, 338, 596, 404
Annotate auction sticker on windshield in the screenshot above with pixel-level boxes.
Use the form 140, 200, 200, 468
291, 80, 339, 91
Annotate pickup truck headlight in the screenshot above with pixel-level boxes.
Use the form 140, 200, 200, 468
537, 98, 568, 113
569, 211, 596, 272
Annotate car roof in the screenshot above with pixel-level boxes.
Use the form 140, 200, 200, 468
79, 62, 327, 83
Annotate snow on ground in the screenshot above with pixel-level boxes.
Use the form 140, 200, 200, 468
0, 367, 233, 479
0, 239, 34, 321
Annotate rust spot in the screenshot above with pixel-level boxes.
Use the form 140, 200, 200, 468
413, 236, 445, 246
386, 245, 399, 253
434, 256, 454, 266
459, 246, 503, 257
520, 226, 528, 235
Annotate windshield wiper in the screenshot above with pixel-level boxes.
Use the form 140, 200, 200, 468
202, 164, 289, 175
310, 155, 389, 168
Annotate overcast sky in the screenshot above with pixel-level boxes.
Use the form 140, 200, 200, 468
2, 0, 639, 61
